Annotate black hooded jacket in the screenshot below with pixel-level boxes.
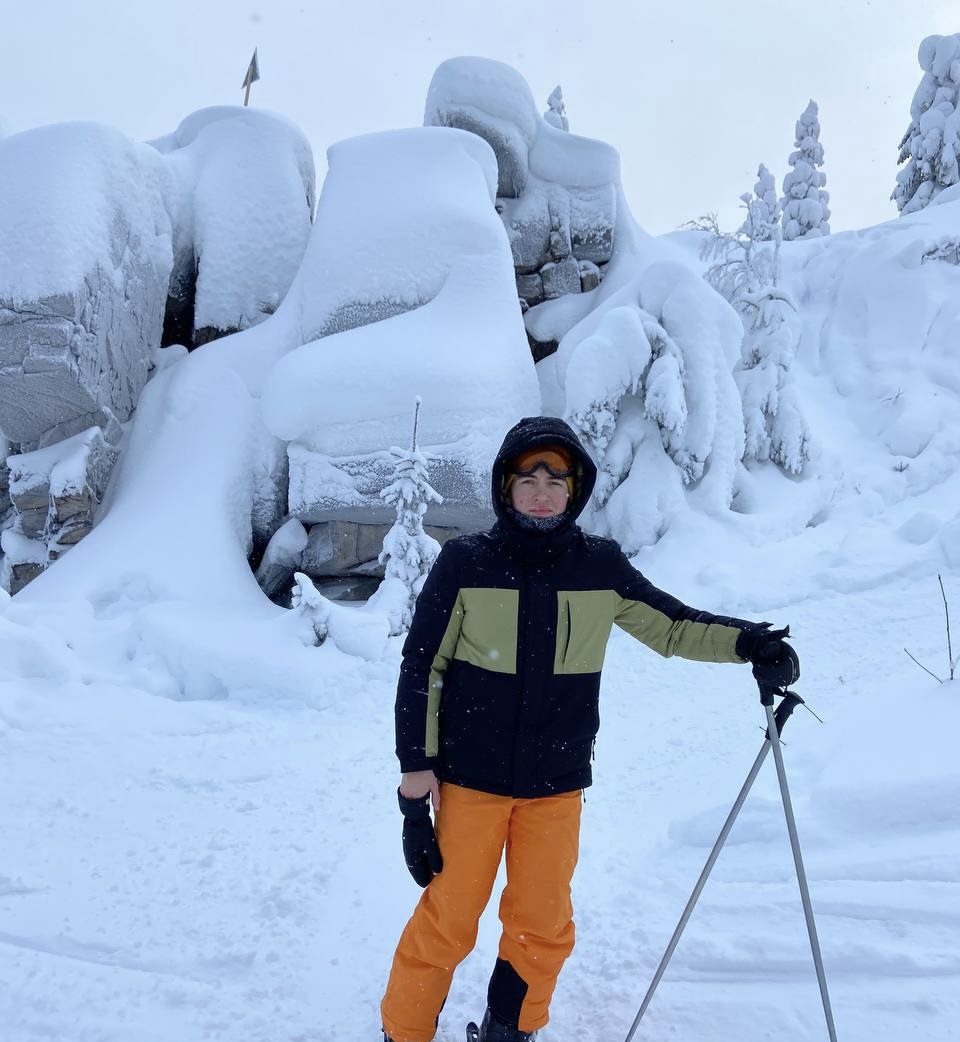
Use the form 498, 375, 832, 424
394, 416, 750, 798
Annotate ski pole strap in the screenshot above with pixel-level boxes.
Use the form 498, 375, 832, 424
765, 690, 804, 740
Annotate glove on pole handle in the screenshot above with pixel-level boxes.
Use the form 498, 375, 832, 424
765, 700, 839, 1042
622, 691, 803, 1042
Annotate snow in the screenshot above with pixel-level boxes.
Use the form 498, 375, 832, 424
149, 107, 315, 337
2, 63, 960, 1042
0, 121, 174, 302
261, 126, 538, 523
0, 122, 175, 443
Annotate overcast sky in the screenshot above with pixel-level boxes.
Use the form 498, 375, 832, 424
2, 0, 954, 235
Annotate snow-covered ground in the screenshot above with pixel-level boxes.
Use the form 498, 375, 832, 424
1, 547, 957, 1042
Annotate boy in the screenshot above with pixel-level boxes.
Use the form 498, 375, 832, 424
381, 416, 796, 1042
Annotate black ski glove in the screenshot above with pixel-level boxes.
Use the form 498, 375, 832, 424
398, 790, 443, 887
735, 623, 800, 690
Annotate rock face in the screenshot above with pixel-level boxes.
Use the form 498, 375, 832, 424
0, 123, 175, 447
0, 112, 317, 592
1, 427, 119, 592
425, 58, 619, 334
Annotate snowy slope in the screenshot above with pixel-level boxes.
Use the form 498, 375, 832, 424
1, 562, 957, 1042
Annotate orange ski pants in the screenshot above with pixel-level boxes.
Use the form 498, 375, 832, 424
381, 783, 582, 1042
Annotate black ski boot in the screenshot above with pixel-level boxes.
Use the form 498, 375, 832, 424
474, 1008, 537, 1041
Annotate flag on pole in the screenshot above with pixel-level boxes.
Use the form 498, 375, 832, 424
242, 49, 260, 106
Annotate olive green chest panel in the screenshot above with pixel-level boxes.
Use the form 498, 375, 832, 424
554, 589, 620, 674
452, 588, 520, 674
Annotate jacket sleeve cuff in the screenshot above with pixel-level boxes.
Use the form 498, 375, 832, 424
398, 754, 439, 774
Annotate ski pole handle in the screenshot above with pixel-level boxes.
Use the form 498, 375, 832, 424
765, 690, 804, 739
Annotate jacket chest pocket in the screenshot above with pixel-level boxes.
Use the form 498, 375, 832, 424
554, 590, 618, 675
454, 588, 519, 674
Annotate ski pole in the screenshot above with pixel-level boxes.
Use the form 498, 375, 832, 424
623, 692, 804, 1042
762, 690, 838, 1042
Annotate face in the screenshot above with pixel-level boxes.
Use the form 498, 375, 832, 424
509, 468, 570, 518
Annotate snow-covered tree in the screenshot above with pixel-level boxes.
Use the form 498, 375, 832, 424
695, 177, 810, 473
893, 34, 960, 214
544, 86, 570, 131
695, 167, 781, 305
736, 287, 808, 472
752, 163, 782, 241
781, 100, 830, 240
376, 397, 442, 636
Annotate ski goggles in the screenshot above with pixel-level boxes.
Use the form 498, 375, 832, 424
509, 446, 575, 479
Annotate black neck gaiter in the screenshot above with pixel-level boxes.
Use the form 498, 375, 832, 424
494, 506, 578, 565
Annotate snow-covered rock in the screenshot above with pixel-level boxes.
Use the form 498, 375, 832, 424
254, 516, 308, 599
1, 426, 118, 591
0, 122, 175, 445
149, 107, 315, 346
262, 126, 540, 529
426, 57, 618, 314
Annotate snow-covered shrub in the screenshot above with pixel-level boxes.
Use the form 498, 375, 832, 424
544, 86, 570, 131
373, 399, 442, 636
781, 100, 830, 240
893, 34, 960, 215
697, 175, 809, 474
736, 288, 807, 472
290, 571, 390, 659
556, 205, 745, 553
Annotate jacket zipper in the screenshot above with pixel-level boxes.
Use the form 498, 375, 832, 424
563, 598, 573, 666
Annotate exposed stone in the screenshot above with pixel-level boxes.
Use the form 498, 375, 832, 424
548, 212, 572, 262
0, 262, 165, 445
498, 195, 551, 273
570, 185, 617, 265
6, 560, 45, 595
5, 427, 119, 587
526, 332, 559, 364
288, 446, 492, 531
432, 109, 528, 198
579, 260, 602, 293
315, 298, 417, 339
922, 241, 960, 264
251, 434, 290, 555
255, 517, 309, 600
302, 520, 390, 576
516, 272, 544, 307
301, 520, 459, 580
541, 257, 581, 300
0, 527, 47, 595
48, 518, 92, 557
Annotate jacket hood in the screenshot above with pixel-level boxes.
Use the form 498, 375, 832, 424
491, 416, 597, 525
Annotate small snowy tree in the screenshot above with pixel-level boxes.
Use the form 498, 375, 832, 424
752, 164, 782, 242
695, 169, 781, 305
781, 100, 830, 240
694, 175, 810, 473
893, 34, 960, 214
376, 398, 442, 636
544, 86, 570, 131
